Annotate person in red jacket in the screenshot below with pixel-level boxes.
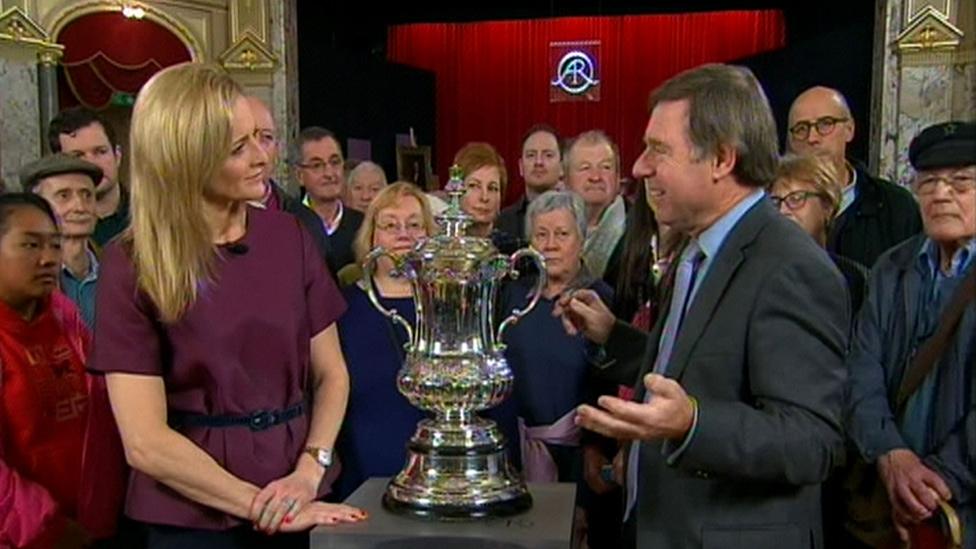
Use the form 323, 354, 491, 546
0, 193, 94, 548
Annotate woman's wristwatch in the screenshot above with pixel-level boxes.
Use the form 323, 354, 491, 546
304, 446, 333, 469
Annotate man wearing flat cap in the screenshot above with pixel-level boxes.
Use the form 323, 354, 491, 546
846, 121, 975, 546
20, 153, 103, 328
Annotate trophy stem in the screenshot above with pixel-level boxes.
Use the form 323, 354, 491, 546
437, 409, 472, 424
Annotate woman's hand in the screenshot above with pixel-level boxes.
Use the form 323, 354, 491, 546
250, 468, 321, 534
278, 502, 368, 532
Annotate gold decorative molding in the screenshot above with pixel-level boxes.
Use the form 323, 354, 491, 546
897, 6, 963, 53
0, 6, 65, 58
37, 48, 63, 66
906, 0, 952, 24
0, 6, 47, 41
46, 2, 202, 62
229, 0, 267, 43
218, 30, 276, 71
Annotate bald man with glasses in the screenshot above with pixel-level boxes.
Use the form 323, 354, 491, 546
788, 86, 922, 267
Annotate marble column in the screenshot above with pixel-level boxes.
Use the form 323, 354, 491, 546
896, 64, 954, 185
36, 50, 59, 152
0, 49, 41, 190
950, 62, 975, 119
872, 0, 903, 184
269, 0, 300, 192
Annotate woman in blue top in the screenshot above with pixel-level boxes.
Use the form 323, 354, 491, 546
498, 190, 612, 484
333, 182, 437, 500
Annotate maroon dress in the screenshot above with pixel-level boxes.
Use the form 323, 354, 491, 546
90, 207, 346, 530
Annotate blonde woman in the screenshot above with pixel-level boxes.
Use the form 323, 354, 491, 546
332, 182, 434, 498
90, 63, 365, 548
770, 153, 869, 312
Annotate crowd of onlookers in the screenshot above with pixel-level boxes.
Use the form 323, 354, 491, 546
0, 60, 972, 549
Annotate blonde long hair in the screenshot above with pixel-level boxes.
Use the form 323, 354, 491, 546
353, 181, 437, 264
128, 63, 242, 322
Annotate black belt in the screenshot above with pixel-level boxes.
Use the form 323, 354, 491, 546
169, 402, 305, 432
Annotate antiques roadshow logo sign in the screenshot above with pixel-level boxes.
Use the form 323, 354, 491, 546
550, 41, 601, 102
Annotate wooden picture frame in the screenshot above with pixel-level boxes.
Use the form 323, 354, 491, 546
396, 145, 434, 190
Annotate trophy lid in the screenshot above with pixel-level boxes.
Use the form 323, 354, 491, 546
408, 165, 503, 275
436, 165, 472, 238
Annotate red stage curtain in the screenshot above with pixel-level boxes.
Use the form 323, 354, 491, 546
388, 10, 786, 204
57, 12, 192, 110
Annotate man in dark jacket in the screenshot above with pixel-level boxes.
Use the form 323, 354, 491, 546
496, 124, 563, 242
245, 97, 332, 270
788, 86, 922, 267
846, 121, 975, 546
565, 64, 848, 549
293, 126, 364, 276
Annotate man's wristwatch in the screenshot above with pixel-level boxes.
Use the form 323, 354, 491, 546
304, 446, 333, 469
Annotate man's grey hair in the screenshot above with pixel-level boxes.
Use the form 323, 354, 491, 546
649, 63, 779, 188
346, 161, 388, 188
562, 129, 620, 176
524, 190, 588, 241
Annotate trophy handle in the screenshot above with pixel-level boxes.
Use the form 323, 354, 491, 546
363, 247, 415, 350
494, 247, 547, 350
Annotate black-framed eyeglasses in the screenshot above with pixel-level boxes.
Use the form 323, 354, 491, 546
788, 116, 849, 141
769, 190, 826, 211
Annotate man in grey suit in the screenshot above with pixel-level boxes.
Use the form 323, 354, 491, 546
558, 64, 849, 548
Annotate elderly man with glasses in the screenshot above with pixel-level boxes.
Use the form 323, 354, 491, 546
846, 121, 975, 548
788, 86, 922, 267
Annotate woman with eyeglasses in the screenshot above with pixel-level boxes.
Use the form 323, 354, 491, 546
331, 182, 438, 500
770, 153, 869, 314
771, 153, 871, 549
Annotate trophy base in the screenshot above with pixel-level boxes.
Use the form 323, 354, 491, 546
382, 489, 533, 521
383, 417, 532, 521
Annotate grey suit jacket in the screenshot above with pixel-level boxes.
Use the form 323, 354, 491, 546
602, 200, 849, 549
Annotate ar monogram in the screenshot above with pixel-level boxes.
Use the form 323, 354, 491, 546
551, 50, 599, 95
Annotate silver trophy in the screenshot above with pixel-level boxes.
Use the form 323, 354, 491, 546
363, 165, 546, 519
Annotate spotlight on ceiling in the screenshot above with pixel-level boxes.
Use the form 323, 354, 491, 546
121, 4, 146, 19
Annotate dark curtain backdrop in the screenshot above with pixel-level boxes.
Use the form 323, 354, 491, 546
57, 12, 191, 110
388, 10, 786, 204
296, 52, 436, 187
